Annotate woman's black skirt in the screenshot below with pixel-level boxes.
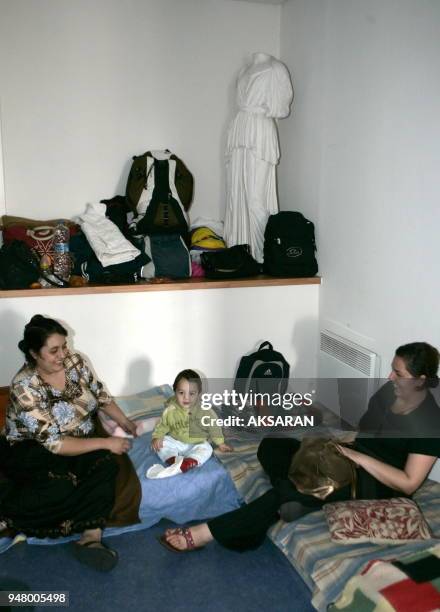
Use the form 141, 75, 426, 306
0, 436, 118, 538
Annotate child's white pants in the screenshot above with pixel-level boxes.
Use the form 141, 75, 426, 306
157, 435, 213, 466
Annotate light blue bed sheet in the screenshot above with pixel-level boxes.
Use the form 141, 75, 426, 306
0, 387, 242, 553
130, 431, 242, 527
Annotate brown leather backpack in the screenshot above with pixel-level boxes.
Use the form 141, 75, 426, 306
288, 437, 357, 500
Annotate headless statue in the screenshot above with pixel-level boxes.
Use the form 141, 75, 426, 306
224, 52, 293, 263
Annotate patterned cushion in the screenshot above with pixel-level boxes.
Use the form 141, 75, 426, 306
324, 497, 432, 545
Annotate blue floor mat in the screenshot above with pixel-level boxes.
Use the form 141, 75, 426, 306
0, 520, 314, 612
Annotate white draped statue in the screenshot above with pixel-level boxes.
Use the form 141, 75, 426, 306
224, 52, 293, 263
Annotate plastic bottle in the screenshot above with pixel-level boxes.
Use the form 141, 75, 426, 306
52, 220, 71, 281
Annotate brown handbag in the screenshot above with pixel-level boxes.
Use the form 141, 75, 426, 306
288, 437, 357, 500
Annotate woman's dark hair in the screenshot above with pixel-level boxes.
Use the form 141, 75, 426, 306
173, 369, 202, 393
18, 315, 68, 365
395, 342, 439, 388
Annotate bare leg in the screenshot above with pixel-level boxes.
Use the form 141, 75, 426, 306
164, 523, 213, 550
77, 527, 102, 545
73, 526, 118, 571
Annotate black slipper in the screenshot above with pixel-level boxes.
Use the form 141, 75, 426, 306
72, 540, 118, 571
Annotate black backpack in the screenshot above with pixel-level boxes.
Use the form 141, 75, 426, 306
201, 244, 261, 279
234, 341, 290, 397
0, 240, 41, 289
225, 341, 290, 426
263, 211, 318, 277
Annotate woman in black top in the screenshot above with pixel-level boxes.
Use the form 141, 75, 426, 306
340, 344, 440, 498
159, 341, 440, 552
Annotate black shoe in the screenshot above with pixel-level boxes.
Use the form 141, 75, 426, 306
279, 502, 314, 523
72, 540, 118, 572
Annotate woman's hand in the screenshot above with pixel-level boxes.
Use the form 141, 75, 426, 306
217, 443, 233, 452
335, 444, 363, 466
336, 444, 436, 495
119, 418, 138, 437
106, 436, 132, 455
151, 437, 163, 451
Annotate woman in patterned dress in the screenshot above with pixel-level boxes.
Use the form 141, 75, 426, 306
0, 315, 139, 571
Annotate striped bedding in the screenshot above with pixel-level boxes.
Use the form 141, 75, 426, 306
217, 427, 440, 611
215, 430, 272, 502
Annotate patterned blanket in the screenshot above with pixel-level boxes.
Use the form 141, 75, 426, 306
328, 543, 440, 611
218, 426, 440, 612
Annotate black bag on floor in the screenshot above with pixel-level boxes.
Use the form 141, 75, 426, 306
223, 341, 290, 427
234, 341, 290, 397
263, 211, 318, 277
0, 240, 41, 289
201, 244, 261, 279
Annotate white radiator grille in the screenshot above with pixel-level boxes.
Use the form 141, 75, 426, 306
320, 330, 378, 377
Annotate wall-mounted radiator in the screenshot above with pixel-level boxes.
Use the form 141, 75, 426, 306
317, 330, 380, 426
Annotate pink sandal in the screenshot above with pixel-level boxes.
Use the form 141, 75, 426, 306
158, 527, 203, 553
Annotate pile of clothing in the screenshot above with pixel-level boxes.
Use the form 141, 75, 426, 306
71, 200, 149, 284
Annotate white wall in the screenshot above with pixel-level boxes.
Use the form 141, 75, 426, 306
0, 111, 5, 217
279, 0, 440, 479
279, 0, 440, 371
2, 0, 439, 384
0, 0, 280, 222
0, 285, 319, 393
0, 0, 322, 402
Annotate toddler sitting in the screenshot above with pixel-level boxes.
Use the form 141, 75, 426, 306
150, 369, 232, 475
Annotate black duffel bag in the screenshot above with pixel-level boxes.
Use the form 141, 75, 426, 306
0, 240, 41, 289
201, 244, 261, 279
